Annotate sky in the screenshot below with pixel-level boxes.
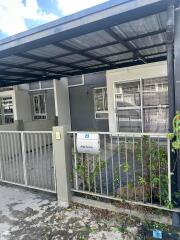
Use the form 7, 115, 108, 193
0, 0, 109, 40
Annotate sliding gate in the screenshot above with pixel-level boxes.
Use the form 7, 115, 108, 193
0, 131, 56, 193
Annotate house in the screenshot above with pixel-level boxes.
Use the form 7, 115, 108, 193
0, 0, 179, 223
0, 80, 56, 131
0, 61, 168, 134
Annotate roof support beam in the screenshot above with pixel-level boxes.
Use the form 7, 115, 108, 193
61, 51, 167, 75
0, 76, 58, 87
0, 79, 21, 83
67, 43, 166, 65
126, 28, 166, 41
0, 70, 62, 80
62, 55, 166, 76
17, 52, 85, 71
105, 28, 147, 63
55, 42, 113, 66
50, 29, 166, 60
0, 62, 65, 76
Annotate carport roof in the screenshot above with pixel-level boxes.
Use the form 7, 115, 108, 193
0, 0, 178, 87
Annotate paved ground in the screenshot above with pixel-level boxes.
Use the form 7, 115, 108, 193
0, 183, 179, 240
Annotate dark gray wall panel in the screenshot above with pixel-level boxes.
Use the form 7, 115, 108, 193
69, 71, 109, 131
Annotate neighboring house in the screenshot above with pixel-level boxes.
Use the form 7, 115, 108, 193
0, 80, 56, 131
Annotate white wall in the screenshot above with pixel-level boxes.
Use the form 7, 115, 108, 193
106, 61, 168, 132
54, 78, 71, 128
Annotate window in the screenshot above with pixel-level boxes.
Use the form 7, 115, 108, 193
94, 87, 108, 119
114, 77, 168, 133
33, 94, 47, 120
0, 96, 14, 125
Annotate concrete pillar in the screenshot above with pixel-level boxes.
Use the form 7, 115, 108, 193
53, 78, 71, 128
53, 78, 72, 206
53, 125, 72, 207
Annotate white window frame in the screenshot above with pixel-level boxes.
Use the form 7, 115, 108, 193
32, 94, 47, 120
94, 87, 108, 120
114, 76, 169, 133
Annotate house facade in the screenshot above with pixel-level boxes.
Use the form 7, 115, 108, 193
0, 61, 168, 136
0, 80, 56, 131
0, 0, 179, 222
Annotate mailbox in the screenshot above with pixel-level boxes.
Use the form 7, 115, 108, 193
76, 132, 100, 155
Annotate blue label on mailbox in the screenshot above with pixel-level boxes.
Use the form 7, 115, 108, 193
85, 133, 89, 139
153, 230, 162, 239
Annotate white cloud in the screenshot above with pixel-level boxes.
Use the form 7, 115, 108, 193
0, 0, 109, 37
0, 0, 58, 36
56, 0, 109, 15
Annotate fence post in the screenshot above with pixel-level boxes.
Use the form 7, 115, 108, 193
53, 125, 72, 207
21, 132, 28, 186
167, 138, 172, 203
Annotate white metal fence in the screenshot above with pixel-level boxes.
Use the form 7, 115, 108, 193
0, 131, 56, 193
69, 131, 171, 208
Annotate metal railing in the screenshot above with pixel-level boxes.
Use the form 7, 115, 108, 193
0, 131, 56, 193
68, 131, 171, 209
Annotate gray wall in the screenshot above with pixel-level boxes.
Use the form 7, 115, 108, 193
69, 72, 109, 131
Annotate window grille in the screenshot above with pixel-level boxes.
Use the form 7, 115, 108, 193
114, 77, 168, 133
94, 87, 108, 119
0, 96, 14, 125
33, 94, 47, 120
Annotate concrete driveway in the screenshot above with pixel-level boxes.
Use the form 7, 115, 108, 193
0, 183, 142, 240
1, 183, 179, 240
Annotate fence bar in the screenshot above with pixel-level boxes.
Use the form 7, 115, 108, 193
158, 137, 162, 205
132, 136, 136, 201
110, 135, 115, 196
104, 135, 109, 195
125, 136, 129, 200
87, 154, 91, 192
81, 153, 85, 191
118, 136, 122, 197
21, 132, 28, 186
30, 133, 35, 186
26, 133, 31, 185
167, 138, 172, 202
98, 153, 103, 194
73, 133, 78, 190
141, 137, 145, 202
51, 132, 57, 192
149, 137, 153, 204
93, 155, 97, 193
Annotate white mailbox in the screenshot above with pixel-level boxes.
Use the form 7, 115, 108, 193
76, 132, 100, 155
